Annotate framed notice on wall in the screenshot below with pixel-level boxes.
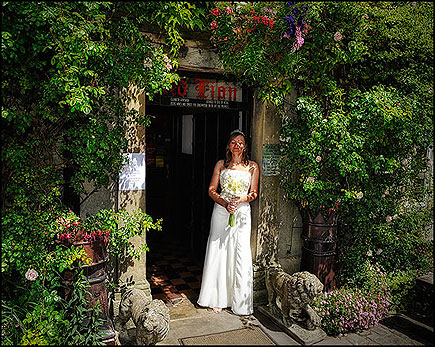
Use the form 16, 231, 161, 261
119, 153, 146, 191
262, 144, 281, 176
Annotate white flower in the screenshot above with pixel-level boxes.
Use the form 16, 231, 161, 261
386, 215, 392, 223
384, 189, 389, 195
334, 32, 342, 42
25, 269, 39, 281
393, 214, 398, 220
356, 191, 364, 199
143, 58, 152, 68
376, 249, 383, 255
402, 159, 408, 166
315, 156, 322, 162
367, 250, 373, 257
306, 176, 315, 183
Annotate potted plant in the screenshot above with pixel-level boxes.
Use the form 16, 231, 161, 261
55, 208, 162, 343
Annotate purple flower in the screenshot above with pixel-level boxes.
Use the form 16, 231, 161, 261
285, 15, 295, 23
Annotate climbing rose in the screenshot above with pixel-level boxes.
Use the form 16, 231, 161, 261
334, 32, 342, 41
25, 269, 39, 281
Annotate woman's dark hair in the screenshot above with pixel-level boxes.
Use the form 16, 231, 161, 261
224, 130, 250, 167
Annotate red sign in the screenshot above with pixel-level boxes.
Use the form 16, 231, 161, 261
163, 78, 242, 103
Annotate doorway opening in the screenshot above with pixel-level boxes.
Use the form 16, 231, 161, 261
145, 105, 251, 265
145, 72, 251, 304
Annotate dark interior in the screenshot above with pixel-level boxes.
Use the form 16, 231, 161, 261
145, 104, 250, 264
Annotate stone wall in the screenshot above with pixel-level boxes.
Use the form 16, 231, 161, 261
250, 90, 303, 306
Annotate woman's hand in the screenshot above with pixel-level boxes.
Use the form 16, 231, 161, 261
227, 197, 242, 213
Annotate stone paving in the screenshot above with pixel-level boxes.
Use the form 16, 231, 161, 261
155, 299, 433, 346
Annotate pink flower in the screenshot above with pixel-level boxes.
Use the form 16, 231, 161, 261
307, 176, 315, 183
315, 156, 322, 162
163, 55, 169, 62
283, 32, 291, 39
25, 269, 39, 281
386, 215, 392, 223
293, 26, 304, 51
356, 191, 364, 199
210, 21, 218, 30
166, 64, 172, 70
334, 32, 342, 42
364, 14, 369, 19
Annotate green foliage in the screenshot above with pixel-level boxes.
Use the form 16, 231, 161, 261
84, 208, 162, 259
280, 84, 431, 215
1, 270, 104, 345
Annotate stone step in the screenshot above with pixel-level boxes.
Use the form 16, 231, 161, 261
381, 313, 434, 345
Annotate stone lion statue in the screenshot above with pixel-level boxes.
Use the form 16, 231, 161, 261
265, 267, 323, 330
118, 288, 170, 345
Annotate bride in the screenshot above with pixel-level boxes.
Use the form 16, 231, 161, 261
197, 129, 259, 315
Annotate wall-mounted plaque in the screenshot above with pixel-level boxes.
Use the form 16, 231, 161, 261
262, 144, 281, 176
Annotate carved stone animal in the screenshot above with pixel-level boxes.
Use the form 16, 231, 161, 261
265, 267, 323, 330
118, 288, 170, 345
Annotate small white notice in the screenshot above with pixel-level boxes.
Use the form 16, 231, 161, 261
119, 153, 146, 191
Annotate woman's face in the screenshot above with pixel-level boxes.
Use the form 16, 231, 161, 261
229, 135, 245, 154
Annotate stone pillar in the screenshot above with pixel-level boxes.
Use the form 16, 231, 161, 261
113, 85, 151, 318
250, 90, 303, 306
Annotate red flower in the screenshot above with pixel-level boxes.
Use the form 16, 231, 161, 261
211, 8, 221, 16
210, 20, 218, 30
226, 6, 233, 15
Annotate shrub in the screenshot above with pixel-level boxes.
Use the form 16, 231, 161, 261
312, 261, 391, 335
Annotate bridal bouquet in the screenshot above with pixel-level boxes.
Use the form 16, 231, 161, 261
222, 176, 245, 227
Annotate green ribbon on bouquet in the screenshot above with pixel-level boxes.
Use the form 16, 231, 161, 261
228, 213, 235, 227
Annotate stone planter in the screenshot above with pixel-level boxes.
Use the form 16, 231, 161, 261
300, 210, 337, 292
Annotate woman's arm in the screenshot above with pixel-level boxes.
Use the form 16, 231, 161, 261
246, 161, 259, 202
208, 160, 229, 208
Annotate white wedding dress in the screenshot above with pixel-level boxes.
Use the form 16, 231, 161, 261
197, 169, 253, 315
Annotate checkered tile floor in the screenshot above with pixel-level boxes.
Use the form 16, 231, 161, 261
146, 244, 203, 306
